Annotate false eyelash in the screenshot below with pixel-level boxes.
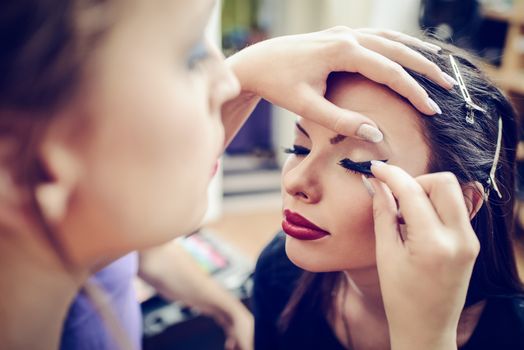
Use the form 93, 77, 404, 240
338, 159, 388, 177
343, 167, 372, 178
283, 145, 310, 156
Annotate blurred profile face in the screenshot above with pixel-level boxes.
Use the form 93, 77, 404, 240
59, 0, 239, 264
281, 74, 429, 272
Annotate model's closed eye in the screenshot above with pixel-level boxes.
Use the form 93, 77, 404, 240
284, 145, 310, 156
284, 146, 387, 178
338, 158, 388, 177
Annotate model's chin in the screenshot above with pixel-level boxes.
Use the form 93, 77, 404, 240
284, 235, 376, 273
284, 236, 331, 273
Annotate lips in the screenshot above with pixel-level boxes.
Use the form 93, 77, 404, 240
282, 209, 330, 241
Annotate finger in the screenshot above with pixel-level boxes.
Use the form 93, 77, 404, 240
224, 337, 236, 350
337, 45, 441, 115
299, 87, 384, 142
368, 177, 403, 250
357, 28, 442, 53
370, 161, 441, 229
415, 172, 472, 227
356, 33, 455, 89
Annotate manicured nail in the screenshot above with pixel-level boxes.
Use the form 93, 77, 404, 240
427, 97, 442, 115
370, 160, 386, 169
424, 42, 441, 53
356, 124, 383, 143
361, 175, 375, 197
442, 72, 458, 86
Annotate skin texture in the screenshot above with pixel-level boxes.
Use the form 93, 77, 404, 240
281, 74, 484, 349
0, 0, 477, 348
282, 74, 430, 272
51, 0, 239, 266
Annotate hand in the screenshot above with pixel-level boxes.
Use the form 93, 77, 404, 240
367, 162, 480, 350
214, 306, 254, 350
227, 26, 455, 140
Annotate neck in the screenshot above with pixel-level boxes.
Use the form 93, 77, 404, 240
0, 226, 87, 350
337, 267, 484, 349
343, 267, 385, 316
332, 267, 390, 349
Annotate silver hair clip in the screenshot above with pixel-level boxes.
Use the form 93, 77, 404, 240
486, 117, 503, 199
449, 55, 486, 124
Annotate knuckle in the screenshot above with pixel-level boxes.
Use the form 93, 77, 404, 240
331, 37, 358, 53
373, 29, 390, 38
436, 172, 460, 187
372, 205, 390, 222
389, 41, 410, 58
399, 180, 424, 197
328, 25, 350, 34
427, 61, 442, 76
383, 29, 401, 40
460, 233, 481, 261
434, 229, 480, 263
291, 85, 310, 116
386, 64, 406, 89
432, 238, 464, 262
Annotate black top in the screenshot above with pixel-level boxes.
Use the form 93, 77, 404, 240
253, 232, 524, 350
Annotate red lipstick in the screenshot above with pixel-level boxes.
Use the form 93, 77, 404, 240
282, 209, 330, 241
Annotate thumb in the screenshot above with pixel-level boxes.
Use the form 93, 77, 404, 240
368, 178, 402, 251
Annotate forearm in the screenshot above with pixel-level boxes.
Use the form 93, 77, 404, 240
138, 241, 247, 322
221, 55, 262, 148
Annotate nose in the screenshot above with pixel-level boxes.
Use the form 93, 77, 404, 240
283, 159, 322, 204
207, 43, 241, 113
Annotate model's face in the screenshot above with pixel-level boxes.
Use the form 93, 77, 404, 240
282, 74, 430, 272
61, 0, 239, 263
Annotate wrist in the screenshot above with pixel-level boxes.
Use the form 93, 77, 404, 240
390, 329, 457, 350
226, 47, 259, 96
202, 298, 247, 326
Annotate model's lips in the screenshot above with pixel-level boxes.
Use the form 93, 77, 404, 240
282, 209, 330, 241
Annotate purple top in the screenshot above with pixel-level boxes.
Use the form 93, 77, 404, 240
60, 252, 142, 350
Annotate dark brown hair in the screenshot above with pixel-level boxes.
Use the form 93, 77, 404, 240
0, 0, 114, 255
0, 2, 133, 348
279, 41, 524, 330
0, 0, 112, 112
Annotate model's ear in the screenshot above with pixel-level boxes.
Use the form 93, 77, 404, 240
34, 135, 81, 226
462, 181, 485, 220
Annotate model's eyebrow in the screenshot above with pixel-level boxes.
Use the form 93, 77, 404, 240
330, 134, 347, 145
296, 122, 389, 152
296, 123, 310, 138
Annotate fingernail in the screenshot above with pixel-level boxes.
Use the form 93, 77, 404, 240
361, 175, 375, 197
427, 97, 442, 115
424, 42, 441, 53
356, 124, 383, 143
370, 160, 386, 168
442, 72, 458, 86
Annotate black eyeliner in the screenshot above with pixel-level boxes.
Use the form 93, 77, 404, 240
283, 145, 310, 156
338, 158, 388, 177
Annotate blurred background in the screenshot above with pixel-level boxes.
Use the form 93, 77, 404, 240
141, 1, 524, 348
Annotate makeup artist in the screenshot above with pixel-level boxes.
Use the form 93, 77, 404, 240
1, 1, 476, 349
